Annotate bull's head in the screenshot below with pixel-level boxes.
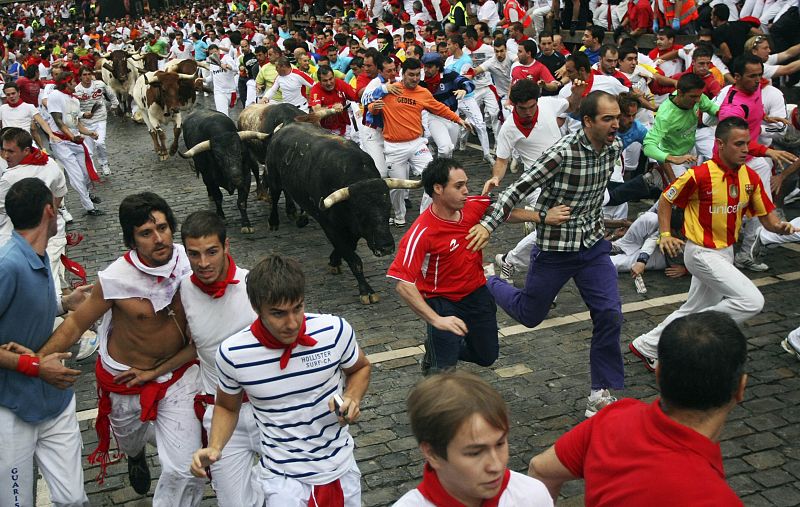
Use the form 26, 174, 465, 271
320, 178, 422, 257
146, 71, 197, 115
109, 49, 130, 82
180, 131, 271, 193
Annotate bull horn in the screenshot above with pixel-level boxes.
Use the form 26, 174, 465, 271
100, 52, 111, 58
145, 72, 159, 83
385, 178, 424, 189
157, 53, 168, 59
103, 62, 114, 72
177, 72, 198, 80
178, 140, 211, 158
129, 54, 143, 60
320, 187, 350, 209
196, 61, 210, 70
238, 131, 270, 141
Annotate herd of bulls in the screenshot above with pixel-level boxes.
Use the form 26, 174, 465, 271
96, 54, 423, 304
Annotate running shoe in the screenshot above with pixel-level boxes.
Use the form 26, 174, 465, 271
629, 339, 658, 372
76, 331, 99, 361
734, 252, 769, 272
483, 153, 496, 167
781, 328, 800, 361
585, 390, 617, 418
128, 450, 151, 495
784, 187, 800, 205
494, 253, 514, 283
89, 193, 102, 204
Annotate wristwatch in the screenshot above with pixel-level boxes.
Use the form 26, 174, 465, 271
540, 209, 548, 224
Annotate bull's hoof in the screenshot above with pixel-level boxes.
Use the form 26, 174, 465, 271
359, 293, 380, 305
159, 153, 169, 161
328, 265, 342, 275
241, 226, 255, 234
256, 191, 269, 202
296, 216, 309, 228
168, 146, 178, 156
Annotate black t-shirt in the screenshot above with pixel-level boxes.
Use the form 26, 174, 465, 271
241, 52, 259, 80
536, 51, 566, 96
712, 21, 754, 64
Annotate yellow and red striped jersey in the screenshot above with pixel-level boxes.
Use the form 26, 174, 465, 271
663, 158, 775, 249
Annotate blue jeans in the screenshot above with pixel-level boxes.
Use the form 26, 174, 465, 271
425, 285, 499, 372
487, 239, 624, 390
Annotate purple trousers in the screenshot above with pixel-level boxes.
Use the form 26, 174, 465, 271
487, 239, 624, 390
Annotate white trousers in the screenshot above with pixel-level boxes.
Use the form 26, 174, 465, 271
245, 80, 258, 107
107, 362, 204, 507
530, 5, 552, 35
360, 126, 387, 177
457, 96, 491, 156
695, 127, 715, 163
50, 141, 94, 211
385, 138, 432, 222
428, 115, 460, 157
635, 242, 765, 357
739, 157, 772, 254
760, 216, 800, 246
0, 395, 88, 507
202, 403, 263, 507
214, 90, 233, 117
84, 121, 109, 167
259, 456, 361, 507
47, 218, 67, 292
472, 87, 500, 134
506, 229, 538, 269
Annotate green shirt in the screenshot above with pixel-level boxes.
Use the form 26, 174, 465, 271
256, 63, 282, 100
643, 93, 720, 163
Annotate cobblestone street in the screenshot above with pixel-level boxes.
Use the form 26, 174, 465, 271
42, 97, 800, 506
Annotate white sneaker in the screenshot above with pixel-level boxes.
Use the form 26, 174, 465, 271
509, 158, 519, 174
784, 187, 800, 205
76, 330, 99, 360
494, 253, 514, 283
585, 389, 617, 418
101, 164, 111, 176
781, 328, 800, 360
483, 263, 496, 278
59, 206, 74, 224
734, 252, 769, 272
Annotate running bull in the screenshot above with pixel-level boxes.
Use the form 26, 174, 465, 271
179, 109, 267, 233
265, 122, 422, 304
99, 49, 139, 116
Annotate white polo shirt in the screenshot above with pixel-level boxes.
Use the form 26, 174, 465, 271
0, 102, 40, 131
496, 97, 568, 169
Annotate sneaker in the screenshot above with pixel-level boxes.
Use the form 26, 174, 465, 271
734, 252, 769, 272
495, 253, 514, 283
629, 339, 658, 372
101, 164, 111, 176
749, 234, 764, 262
389, 217, 394, 226
59, 206, 74, 224
393, 218, 406, 227
76, 331, 99, 360
404, 197, 412, 209
509, 158, 519, 174
585, 389, 617, 418
87, 208, 106, 216
483, 153, 496, 167
127, 450, 151, 495
89, 193, 102, 204
784, 187, 800, 205
483, 263, 496, 278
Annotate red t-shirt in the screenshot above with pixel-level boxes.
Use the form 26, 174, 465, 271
555, 398, 743, 507
511, 60, 555, 85
15, 76, 42, 106
628, 0, 654, 32
355, 72, 373, 95
648, 44, 684, 61
387, 196, 490, 301
308, 79, 358, 133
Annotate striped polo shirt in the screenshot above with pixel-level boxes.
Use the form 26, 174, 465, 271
216, 313, 360, 485
663, 158, 774, 249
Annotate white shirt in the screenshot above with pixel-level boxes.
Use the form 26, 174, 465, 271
0, 157, 67, 241
496, 97, 567, 168
760, 83, 788, 145
216, 313, 361, 485
393, 471, 554, 507
479, 55, 513, 96
180, 267, 256, 395
170, 41, 195, 60
465, 42, 495, 88
0, 102, 40, 131
207, 53, 238, 93
559, 74, 629, 99
45, 89, 81, 134
265, 70, 314, 107
478, 0, 501, 29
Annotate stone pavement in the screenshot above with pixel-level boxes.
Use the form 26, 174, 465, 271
36, 97, 800, 506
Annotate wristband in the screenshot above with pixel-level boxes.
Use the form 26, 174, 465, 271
16, 354, 40, 377
659, 231, 672, 237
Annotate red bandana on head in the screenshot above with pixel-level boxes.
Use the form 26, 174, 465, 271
250, 316, 318, 369
190, 253, 239, 298
512, 104, 538, 137
417, 463, 511, 507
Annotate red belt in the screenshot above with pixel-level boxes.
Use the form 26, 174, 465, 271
53, 132, 100, 181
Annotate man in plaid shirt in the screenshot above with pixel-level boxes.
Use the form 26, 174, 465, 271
466, 90, 625, 418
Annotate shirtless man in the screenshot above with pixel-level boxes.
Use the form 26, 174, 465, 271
37, 192, 204, 506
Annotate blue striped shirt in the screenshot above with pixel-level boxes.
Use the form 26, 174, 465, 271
216, 313, 360, 484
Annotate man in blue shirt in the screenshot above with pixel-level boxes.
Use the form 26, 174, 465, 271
0, 178, 88, 507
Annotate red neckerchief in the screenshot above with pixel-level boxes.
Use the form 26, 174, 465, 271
471, 41, 483, 52
711, 154, 741, 181
250, 316, 318, 369
417, 463, 511, 507
177, 43, 185, 51
189, 253, 239, 298
581, 72, 595, 96
513, 105, 538, 137
5, 98, 22, 108
18, 147, 49, 166
423, 71, 442, 93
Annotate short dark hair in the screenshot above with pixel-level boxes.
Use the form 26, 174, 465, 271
317, 64, 334, 80
402, 57, 421, 72
676, 72, 706, 93
657, 27, 676, 40
119, 192, 177, 249
617, 92, 640, 113
658, 312, 747, 411
716, 116, 750, 141
712, 3, 730, 20
538, 31, 553, 41
599, 44, 618, 58
3, 81, 19, 92
421, 157, 463, 196
181, 210, 226, 245
520, 39, 538, 56
448, 33, 463, 48
580, 90, 616, 126
568, 51, 592, 73
618, 43, 638, 61
1, 126, 33, 151
692, 43, 714, 60
6, 178, 53, 230
588, 25, 605, 43
509, 78, 540, 104
246, 254, 305, 310
24, 65, 39, 79
407, 370, 509, 459
493, 37, 506, 48
732, 54, 763, 77
464, 27, 478, 41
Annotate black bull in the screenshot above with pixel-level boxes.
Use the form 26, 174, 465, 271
264, 122, 421, 304
179, 109, 266, 233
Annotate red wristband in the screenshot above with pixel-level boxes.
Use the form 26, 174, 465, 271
16, 354, 40, 377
